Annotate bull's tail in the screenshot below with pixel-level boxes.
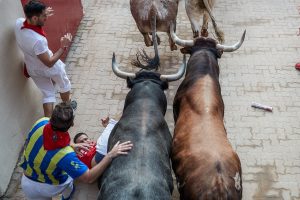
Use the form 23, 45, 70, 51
202, 162, 242, 199
203, 0, 224, 43
150, 11, 160, 68
132, 6, 160, 70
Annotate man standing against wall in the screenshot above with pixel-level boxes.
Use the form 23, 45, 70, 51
15, 0, 76, 117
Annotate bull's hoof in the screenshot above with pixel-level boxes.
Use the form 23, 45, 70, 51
180, 47, 186, 54
193, 31, 199, 38
201, 29, 208, 37
157, 35, 161, 45
144, 40, 153, 47
170, 44, 177, 51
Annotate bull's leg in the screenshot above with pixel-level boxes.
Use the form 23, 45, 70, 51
142, 33, 153, 46
167, 21, 177, 51
156, 34, 161, 45
149, 32, 161, 45
190, 18, 201, 38
137, 25, 153, 46
186, 2, 201, 38
201, 12, 209, 37
168, 32, 177, 51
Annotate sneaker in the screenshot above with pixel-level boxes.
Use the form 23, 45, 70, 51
70, 100, 77, 111
61, 184, 75, 200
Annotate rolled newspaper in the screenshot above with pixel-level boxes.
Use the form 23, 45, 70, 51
251, 102, 273, 112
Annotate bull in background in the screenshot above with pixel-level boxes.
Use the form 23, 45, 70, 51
170, 24, 245, 199
185, 0, 224, 43
97, 50, 186, 199
130, 0, 179, 51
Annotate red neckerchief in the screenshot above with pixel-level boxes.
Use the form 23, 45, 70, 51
77, 142, 96, 169
43, 123, 70, 150
21, 20, 46, 37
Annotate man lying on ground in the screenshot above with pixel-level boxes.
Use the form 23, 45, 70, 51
72, 117, 126, 169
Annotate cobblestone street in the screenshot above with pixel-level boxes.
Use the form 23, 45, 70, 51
5, 0, 300, 199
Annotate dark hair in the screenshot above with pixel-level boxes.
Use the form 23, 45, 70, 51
24, 0, 46, 19
73, 132, 88, 143
50, 102, 74, 132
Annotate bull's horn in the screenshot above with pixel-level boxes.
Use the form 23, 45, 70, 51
160, 55, 186, 82
216, 30, 246, 52
170, 23, 194, 47
112, 52, 135, 79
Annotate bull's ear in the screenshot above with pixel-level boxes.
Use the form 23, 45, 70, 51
180, 47, 191, 54
161, 81, 169, 90
126, 77, 134, 88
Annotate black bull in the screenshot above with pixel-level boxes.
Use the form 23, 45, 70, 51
97, 54, 186, 200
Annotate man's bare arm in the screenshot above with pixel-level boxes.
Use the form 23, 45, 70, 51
37, 33, 72, 68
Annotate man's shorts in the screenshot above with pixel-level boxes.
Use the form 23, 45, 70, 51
30, 63, 71, 104
21, 174, 74, 200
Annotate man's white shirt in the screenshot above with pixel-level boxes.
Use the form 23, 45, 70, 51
96, 119, 118, 155
14, 18, 65, 77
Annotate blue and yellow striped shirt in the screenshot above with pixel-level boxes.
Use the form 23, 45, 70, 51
20, 117, 88, 185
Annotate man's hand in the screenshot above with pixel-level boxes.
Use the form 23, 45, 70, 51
71, 142, 93, 156
107, 141, 133, 159
38, 33, 72, 68
60, 33, 72, 50
101, 117, 110, 127
45, 7, 54, 17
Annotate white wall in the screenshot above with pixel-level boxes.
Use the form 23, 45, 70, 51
0, 0, 43, 196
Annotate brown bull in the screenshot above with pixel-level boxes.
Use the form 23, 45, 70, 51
170, 24, 246, 199
130, 0, 179, 51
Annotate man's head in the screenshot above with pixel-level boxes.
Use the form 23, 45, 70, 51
50, 102, 74, 132
73, 132, 91, 144
24, 0, 47, 26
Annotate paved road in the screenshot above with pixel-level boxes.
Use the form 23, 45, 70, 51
5, 0, 300, 199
